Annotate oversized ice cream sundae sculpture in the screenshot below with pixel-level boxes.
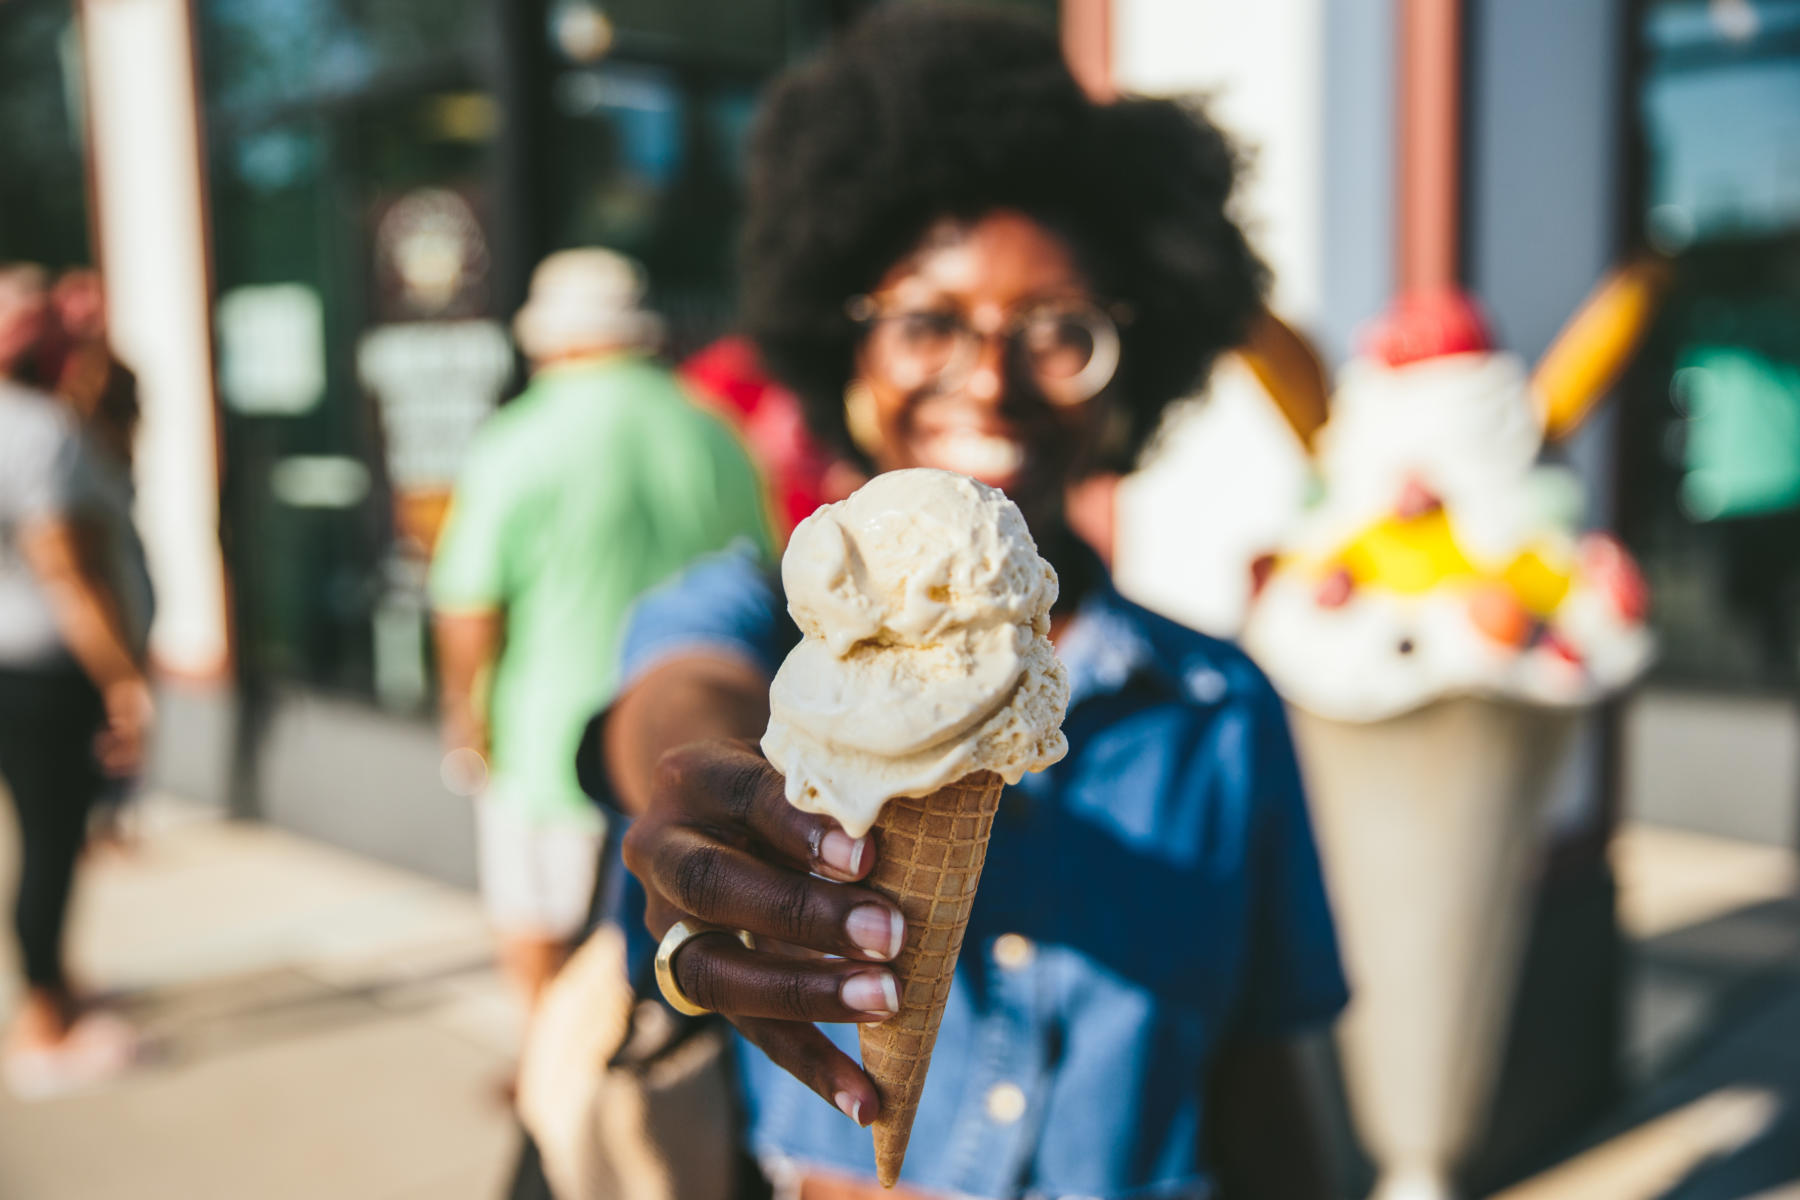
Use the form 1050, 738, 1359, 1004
1248, 288, 1654, 721
1243, 270, 1664, 1200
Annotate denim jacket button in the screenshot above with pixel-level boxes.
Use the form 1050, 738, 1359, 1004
985, 1082, 1027, 1123
993, 933, 1035, 969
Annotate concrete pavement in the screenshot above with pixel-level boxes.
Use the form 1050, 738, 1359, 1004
1, 799, 1796, 1199
0, 798, 521, 1200
1496, 826, 1800, 1200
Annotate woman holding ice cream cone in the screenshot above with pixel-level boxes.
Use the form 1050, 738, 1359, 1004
584, 8, 1349, 1198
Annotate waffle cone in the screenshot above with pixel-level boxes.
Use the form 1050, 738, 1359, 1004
858, 770, 1005, 1189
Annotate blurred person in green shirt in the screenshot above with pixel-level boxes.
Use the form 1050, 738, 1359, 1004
430, 249, 773, 1039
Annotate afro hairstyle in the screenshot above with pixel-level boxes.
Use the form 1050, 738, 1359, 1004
739, 2, 1269, 470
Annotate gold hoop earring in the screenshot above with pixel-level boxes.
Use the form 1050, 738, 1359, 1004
843, 380, 884, 460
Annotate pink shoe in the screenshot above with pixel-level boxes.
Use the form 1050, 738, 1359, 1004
3, 1013, 140, 1101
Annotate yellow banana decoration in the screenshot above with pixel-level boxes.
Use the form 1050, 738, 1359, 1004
1239, 308, 1332, 449
1533, 256, 1672, 440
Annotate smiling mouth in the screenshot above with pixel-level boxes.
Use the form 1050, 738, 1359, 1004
921, 428, 1026, 482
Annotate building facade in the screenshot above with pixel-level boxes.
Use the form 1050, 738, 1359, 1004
1, 0, 1795, 1190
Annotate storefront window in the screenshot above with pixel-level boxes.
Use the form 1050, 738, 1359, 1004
548, 62, 688, 258
553, 0, 787, 66
200, 0, 1064, 722
201, 0, 485, 119
206, 68, 499, 706
0, 0, 89, 268
546, 59, 764, 352
1622, 0, 1800, 691
200, 0, 819, 714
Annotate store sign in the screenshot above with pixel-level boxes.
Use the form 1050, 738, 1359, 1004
373, 187, 491, 321
216, 283, 327, 415
357, 319, 512, 491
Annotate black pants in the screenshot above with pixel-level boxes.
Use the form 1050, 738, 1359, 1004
0, 664, 103, 991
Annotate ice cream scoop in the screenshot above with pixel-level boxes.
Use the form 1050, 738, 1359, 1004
764, 468, 1069, 839
761, 468, 1070, 1187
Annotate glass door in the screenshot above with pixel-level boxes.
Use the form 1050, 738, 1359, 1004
1619, 0, 1800, 693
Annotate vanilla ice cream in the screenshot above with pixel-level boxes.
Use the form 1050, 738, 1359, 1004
761, 469, 1069, 838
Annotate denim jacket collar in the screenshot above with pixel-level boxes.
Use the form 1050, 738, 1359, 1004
1058, 576, 1236, 713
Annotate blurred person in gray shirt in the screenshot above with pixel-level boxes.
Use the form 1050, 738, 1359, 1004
50, 268, 153, 848
0, 263, 150, 1098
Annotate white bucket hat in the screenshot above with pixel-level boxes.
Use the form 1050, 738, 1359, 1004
513, 248, 665, 361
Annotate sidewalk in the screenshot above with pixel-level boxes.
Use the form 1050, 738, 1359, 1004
1496, 976, 1800, 1200
1, 800, 1796, 1199
1497, 825, 1800, 1200
0, 799, 521, 1200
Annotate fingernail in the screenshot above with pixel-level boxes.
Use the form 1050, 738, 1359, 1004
846, 904, 904, 960
819, 830, 866, 876
834, 1090, 865, 1125
841, 970, 899, 1017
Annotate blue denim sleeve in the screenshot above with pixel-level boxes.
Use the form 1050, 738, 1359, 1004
586, 540, 794, 996
616, 538, 792, 687
575, 540, 791, 810
1232, 676, 1352, 1038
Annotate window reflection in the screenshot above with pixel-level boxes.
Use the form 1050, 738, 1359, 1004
1623, 0, 1800, 690
0, 0, 89, 267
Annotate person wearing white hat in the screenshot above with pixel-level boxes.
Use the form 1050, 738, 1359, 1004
511, 248, 666, 366
431, 248, 772, 1064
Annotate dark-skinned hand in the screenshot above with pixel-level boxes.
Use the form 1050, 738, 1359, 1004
620, 738, 906, 1126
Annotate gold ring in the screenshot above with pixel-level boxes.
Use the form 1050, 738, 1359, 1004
653, 919, 756, 1017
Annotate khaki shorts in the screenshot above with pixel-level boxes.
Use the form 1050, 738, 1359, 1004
474, 798, 605, 940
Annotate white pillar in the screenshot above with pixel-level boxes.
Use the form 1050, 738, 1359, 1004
1112, 0, 1324, 321
80, 0, 230, 680
1109, 0, 1327, 636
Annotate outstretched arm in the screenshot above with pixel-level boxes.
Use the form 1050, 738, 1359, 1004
602, 654, 903, 1126
603, 653, 773, 817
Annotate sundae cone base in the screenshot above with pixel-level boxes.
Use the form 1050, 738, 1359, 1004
1290, 698, 1575, 1187
858, 770, 1005, 1189
1370, 1167, 1459, 1200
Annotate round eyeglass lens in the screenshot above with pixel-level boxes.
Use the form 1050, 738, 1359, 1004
877, 311, 963, 379
1022, 311, 1101, 382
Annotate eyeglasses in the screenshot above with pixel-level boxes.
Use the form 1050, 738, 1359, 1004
847, 295, 1126, 405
